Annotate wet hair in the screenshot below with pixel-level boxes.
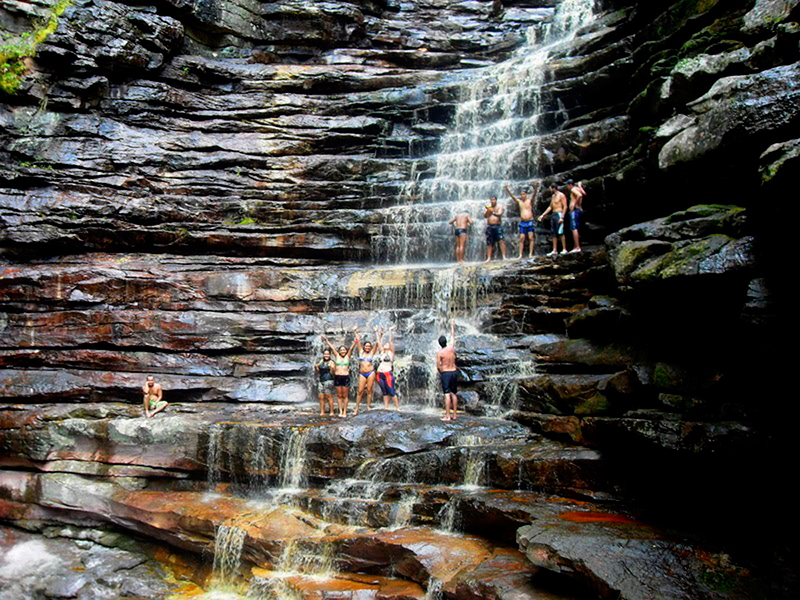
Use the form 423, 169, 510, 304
438, 335, 447, 348
490, 195, 497, 201
323, 349, 330, 356
338, 345, 347, 354
363, 340, 372, 348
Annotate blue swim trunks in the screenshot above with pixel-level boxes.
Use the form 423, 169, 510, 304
551, 212, 564, 236
454, 228, 467, 237
440, 370, 458, 394
486, 224, 504, 245
569, 209, 582, 231
519, 220, 534, 235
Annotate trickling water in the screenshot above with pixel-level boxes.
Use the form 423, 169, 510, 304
208, 424, 224, 488
278, 428, 309, 492
438, 497, 461, 533
212, 525, 247, 589
425, 577, 444, 600
373, 0, 597, 263
459, 435, 487, 489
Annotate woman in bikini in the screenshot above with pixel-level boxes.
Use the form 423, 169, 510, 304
321, 331, 357, 417
354, 326, 381, 416
376, 327, 399, 410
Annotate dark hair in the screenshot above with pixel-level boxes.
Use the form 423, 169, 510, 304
566, 179, 574, 185
338, 345, 347, 353
490, 195, 497, 201
438, 335, 447, 348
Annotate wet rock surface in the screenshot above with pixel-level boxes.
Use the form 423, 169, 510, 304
1, 0, 796, 596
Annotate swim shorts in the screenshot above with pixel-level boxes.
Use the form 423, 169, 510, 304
440, 371, 458, 394
454, 228, 467, 237
376, 371, 397, 397
551, 212, 564, 236
519, 220, 534, 235
318, 379, 334, 394
569, 209, 582, 231
334, 374, 350, 388
485, 224, 504, 245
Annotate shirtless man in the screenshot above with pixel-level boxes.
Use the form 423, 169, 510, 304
566, 179, 586, 253
142, 376, 167, 418
483, 195, 507, 262
449, 211, 473, 263
436, 320, 458, 421
538, 183, 568, 256
504, 181, 539, 259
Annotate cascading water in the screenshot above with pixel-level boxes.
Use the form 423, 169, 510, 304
278, 428, 308, 492
211, 525, 247, 590
372, 0, 597, 264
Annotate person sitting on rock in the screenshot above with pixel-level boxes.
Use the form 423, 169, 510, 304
538, 182, 568, 256
315, 349, 336, 417
566, 179, 585, 253
142, 376, 167, 418
449, 211, 473, 263
375, 326, 399, 411
436, 320, 459, 421
322, 330, 358, 417
354, 326, 381, 416
504, 181, 539, 260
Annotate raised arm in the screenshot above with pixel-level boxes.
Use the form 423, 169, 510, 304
503, 183, 519, 205
389, 327, 395, 353
321, 334, 337, 354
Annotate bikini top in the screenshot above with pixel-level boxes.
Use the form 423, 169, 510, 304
334, 356, 350, 367
381, 352, 393, 363
358, 355, 373, 363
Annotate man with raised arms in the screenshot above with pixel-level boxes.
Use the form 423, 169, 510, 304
483, 195, 507, 262
538, 182, 568, 256
504, 181, 539, 259
142, 375, 167, 418
566, 179, 586, 253
436, 320, 459, 421
449, 211, 473, 263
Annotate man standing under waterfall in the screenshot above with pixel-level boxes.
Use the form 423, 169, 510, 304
449, 211, 474, 263
567, 180, 585, 253
142, 376, 168, 418
483, 195, 507, 262
538, 183, 568, 256
436, 321, 459, 421
504, 182, 538, 259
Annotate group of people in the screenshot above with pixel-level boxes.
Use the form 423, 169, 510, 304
449, 179, 586, 263
315, 321, 460, 421
317, 326, 399, 417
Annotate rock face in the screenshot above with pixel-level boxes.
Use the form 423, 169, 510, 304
1, 0, 797, 597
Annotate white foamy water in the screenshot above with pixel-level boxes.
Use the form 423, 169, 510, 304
0, 540, 62, 579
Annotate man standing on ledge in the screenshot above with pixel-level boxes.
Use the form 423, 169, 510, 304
538, 182, 568, 256
567, 179, 585, 253
483, 195, 507, 262
449, 211, 473, 263
436, 320, 459, 421
142, 375, 168, 418
504, 181, 538, 259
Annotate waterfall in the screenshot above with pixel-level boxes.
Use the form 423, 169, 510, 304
372, 0, 597, 264
459, 435, 487, 489
278, 428, 309, 492
211, 525, 247, 589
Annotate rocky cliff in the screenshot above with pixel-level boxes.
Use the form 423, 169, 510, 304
1, 0, 797, 598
